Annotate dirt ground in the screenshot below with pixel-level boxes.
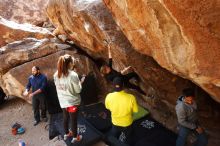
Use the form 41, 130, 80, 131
0, 97, 106, 146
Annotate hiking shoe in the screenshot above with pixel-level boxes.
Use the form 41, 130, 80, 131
71, 135, 82, 143
33, 120, 40, 126
64, 131, 73, 140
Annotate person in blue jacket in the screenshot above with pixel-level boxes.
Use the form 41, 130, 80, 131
23, 66, 47, 126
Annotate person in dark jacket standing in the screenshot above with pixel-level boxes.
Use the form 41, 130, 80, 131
176, 88, 208, 146
23, 66, 47, 126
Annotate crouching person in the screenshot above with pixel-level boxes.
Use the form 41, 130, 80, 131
176, 88, 208, 146
105, 77, 138, 144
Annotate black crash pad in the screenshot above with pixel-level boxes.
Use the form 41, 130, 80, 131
65, 115, 103, 146
48, 113, 65, 140
81, 102, 112, 133
80, 103, 177, 146
131, 116, 177, 146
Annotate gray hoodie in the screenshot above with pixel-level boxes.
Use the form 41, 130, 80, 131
54, 70, 82, 108
175, 96, 198, 130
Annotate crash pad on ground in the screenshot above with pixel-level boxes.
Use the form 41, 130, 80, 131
80, 102, 177, 146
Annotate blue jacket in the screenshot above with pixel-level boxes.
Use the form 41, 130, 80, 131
26, 73, 47, 93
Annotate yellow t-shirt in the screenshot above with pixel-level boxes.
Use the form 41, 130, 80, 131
105, 90, 138, 127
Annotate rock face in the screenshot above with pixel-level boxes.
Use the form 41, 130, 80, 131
0, 38, 70, 75
46, 0, 220, 145
0, 38, 70, 96
0, 17, 53, 47
46, 0, 109, 59
0, 0, 48, 25
46, 0, 189, 104
102, 0, 220, 103
0, 0, 219, 145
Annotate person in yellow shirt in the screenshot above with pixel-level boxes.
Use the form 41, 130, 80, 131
105, 77, 138, 144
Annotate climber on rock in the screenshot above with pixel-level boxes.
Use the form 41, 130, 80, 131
100, 39, 146, 95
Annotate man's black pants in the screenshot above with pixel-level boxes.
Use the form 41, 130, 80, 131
32, 93, 47, 122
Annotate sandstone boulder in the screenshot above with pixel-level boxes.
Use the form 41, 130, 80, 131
0, 0, 48, 25
0, 38, 69, 75
0, 17, 53, 47
46, 0, 192, 108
